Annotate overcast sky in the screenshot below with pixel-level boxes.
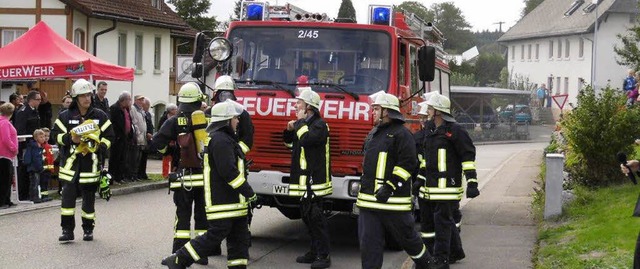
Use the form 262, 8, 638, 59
204, 0, 526, 32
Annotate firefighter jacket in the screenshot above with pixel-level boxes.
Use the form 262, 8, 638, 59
419, 121, 477, 201
153, 103, 204, 189
238, 110, 254, 154
282, 113, 332, 198
15, 104, 40, 137
203, 125, 255, 220
52, 107, 114, 184
413, 128, 428, 183
356, 121, 417, 212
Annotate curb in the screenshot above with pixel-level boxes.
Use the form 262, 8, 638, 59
0, 181, 168, 217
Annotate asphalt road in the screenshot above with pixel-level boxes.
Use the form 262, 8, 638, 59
0, 142, 549, 269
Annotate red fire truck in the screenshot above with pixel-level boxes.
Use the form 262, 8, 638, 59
198, 1, 451, 219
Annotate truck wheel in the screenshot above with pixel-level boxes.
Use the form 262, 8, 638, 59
277, 207, 302, 220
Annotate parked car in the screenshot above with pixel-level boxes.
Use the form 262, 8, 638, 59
455, 105, 499, 129
498, 104, 532, 123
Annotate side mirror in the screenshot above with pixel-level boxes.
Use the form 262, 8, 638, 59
418, 46, 436, 82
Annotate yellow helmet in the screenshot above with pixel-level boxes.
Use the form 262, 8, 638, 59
214, 75, 236, 91
178, 82, 204, 103
70, 79, 94, 97
209, 100, 244, 123
369, 91, 400, 112
296, 87, 321, 110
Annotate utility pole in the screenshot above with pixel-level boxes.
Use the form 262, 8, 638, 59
494, 21, 505, 32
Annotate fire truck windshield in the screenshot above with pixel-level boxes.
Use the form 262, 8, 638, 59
227, 27, 391, 95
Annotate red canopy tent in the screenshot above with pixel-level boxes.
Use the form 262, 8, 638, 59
0, 21, 133, 81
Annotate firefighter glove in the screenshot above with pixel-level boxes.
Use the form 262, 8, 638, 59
412, 178, 424, 197
466, 182, 480, 198
247, 194, 258, 208
375, 183, 394, 203
99, 171, 112, 201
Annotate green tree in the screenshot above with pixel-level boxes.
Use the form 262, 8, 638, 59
615, 25, 640, 71
233, 0, 242, 20
522, 0, 544, 18
474, 53, 506, 86
337, 0, 356, 22
168, 0, 217, 31
499, 67, 509, 88
396, 1, 434, 23
431, 2, 473, 53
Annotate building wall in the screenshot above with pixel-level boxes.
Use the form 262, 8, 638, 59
2, 0, 35, 8
594, 13, 635, 90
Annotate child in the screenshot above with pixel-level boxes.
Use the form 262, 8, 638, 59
24, 129, 45, 203
40, 128, 54, 202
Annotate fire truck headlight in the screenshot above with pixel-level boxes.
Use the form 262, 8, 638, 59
370, 6, 392, 25
246, 3, 264, 21
348, 180, 361, 197
208, 37, 232, 62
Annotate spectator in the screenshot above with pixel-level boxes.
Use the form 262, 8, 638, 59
157, 103, 177, 131
34, 88, 53, 129
40, 128, 54, 202
93, 81, 110, 117
24, 129, 45, 203
9, 93, 23, 125
137, 97, 154, 180
130, 95, 148, 182
14, 90, 42, 201
536, 84, 547, 108
625, 69, 637, 92
108, 91, 134, 184
0, 103, 18, 208
60, 95, 72, 114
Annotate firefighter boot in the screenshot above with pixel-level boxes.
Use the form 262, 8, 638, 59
310, 255, 331, 269
431, 257, 450, 269
211, 245, 222, 256
58, 229, 74, 242
449, 250, 465, 264
161, 254, 187, 269
296, 251, 317, 263
83, 230, 93, 241
412, 254, 433, 269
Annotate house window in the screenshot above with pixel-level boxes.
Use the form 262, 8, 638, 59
1, 28, 27, 47
557, 39, 562, 59
528, 44, 532, 60
154, 36, 161, 70
549, 40, 554, 58
151, 0, 162, 10
511, 46, 515, 60
565, 39, 570, 58
135, 34, 143, 70
521, 44, 524, 60
564, 77, 569, 94
564, 0, 585, 16
73, 29, 85, 50
556, 76, 561, 94
579, 38, 584, 58
535, 44, 539, 60
583, 0, 601, 13
118, 33, 127, 66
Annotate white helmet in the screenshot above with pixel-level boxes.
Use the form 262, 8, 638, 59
178, 82, 204, 103
418, 91, 439, 116
209, 99, 244, 123
426, 93, 451, 114
71, 79, 94, 97
296, 87, 321, 110
214, 75, 236, 91
369, 91, 400, 112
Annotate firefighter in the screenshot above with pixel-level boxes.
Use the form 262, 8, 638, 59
283, 87, 332, 268
52, 79, 114, 242
206, 75, 255, 255
356, 91, 433, 269
416, 93, 479, 269
207, 75, 254, 155
155, 82, 209, 265
162, 100, 257, 269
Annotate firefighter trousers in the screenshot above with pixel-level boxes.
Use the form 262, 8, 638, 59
176, 216, 250, 268
358, 209, 431, 269
301, 198, 330, 257
60, 179, 98, 232
419, 200, 464, 257
172, 187, 208, 253
634, 229, 640, 269
424, 200, 462, 262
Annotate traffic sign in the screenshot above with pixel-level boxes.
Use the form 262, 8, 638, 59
552, 94, 568, 109
176, 55, 197, 83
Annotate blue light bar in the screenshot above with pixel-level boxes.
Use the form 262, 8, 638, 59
246, 4, 264, 21
371, 7, 391, 25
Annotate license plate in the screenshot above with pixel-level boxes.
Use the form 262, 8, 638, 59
272, 185, 289, 194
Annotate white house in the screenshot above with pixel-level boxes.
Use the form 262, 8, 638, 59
498, 0, 638, 113
0, 0, 193, 118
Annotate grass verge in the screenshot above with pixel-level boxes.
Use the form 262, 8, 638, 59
533, 183, 638, 268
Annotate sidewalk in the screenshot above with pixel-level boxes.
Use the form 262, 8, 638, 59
0, 159, 166, 217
